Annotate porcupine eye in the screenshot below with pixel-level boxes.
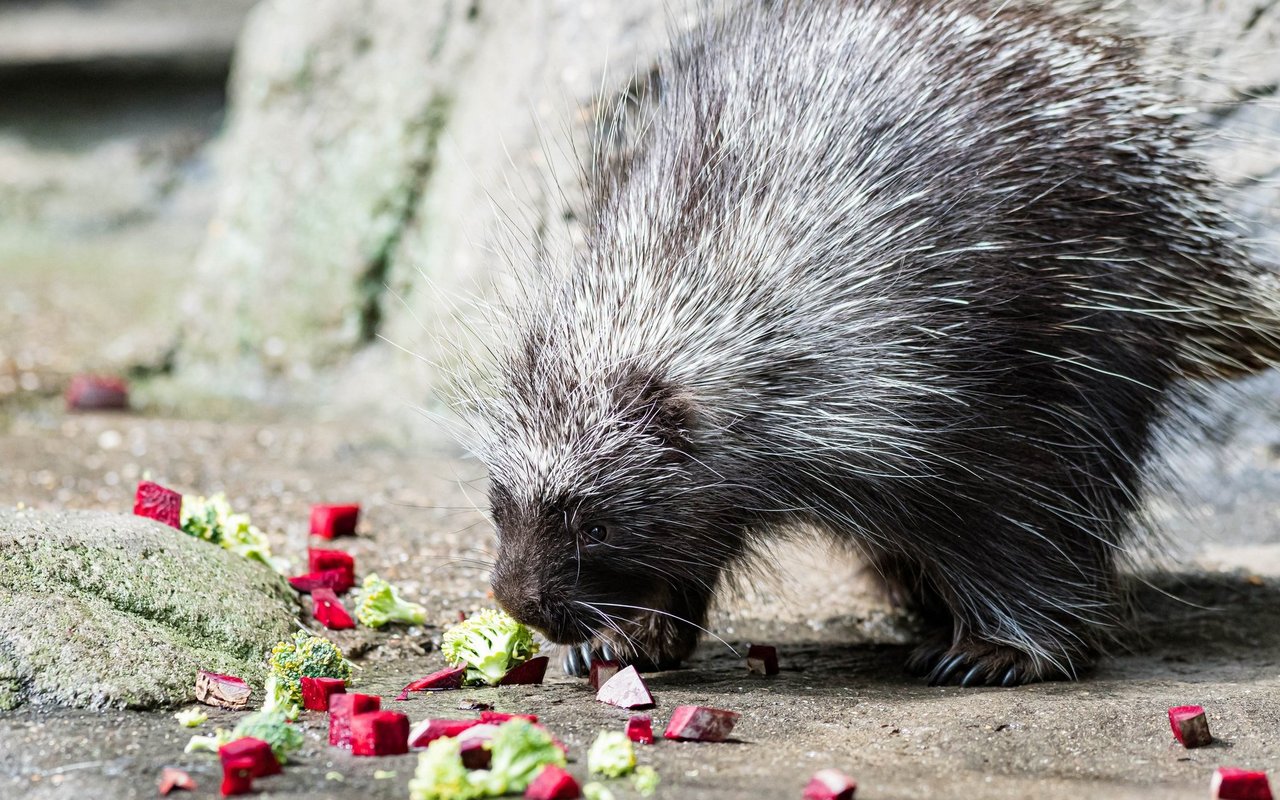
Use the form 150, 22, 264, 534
583, 524, 609, 546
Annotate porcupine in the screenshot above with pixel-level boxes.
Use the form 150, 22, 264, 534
458, 0, 1280, 686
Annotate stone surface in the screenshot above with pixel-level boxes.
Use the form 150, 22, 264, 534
0, 508, 297, 710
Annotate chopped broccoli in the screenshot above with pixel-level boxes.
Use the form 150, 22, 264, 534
441, 609, 539, 686
582, 783, 616, 800
180, 493, 288, 572
587, 730, 636, 778
472, 719, 567, 795
174, 707, 208, 728
232, 709, 305, 763
268, 631, 353, 707
355, 573, 428, 628
260, 673, 301, 721
408, 737, 484, 800
183, 728, 233, 754
633, 765, 659, 796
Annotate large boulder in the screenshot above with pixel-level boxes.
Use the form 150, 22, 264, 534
0, 508, 297, 710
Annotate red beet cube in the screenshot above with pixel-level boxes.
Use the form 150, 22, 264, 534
480, 710, 538, 724
308, 548, 355, 580
525, 764, 581, 799
804, 768, 858, 800
310, 504, 360, 538
663, 705, 740, 742
134, 481, 182, 529
218, 737, 280, 778
1168, 705, 1212, 748
329, 693, 382, 748
194, 671, 251, 709
301, 675, 347, 711
350, 710, 411, 756
589, 660, 621, 690
312, 587, 356, 630
219, 756, 255, 797
626, 715, 654, 745
395, 666, 466, 700
158, 767, 196, 795
746, 644, 780, 676
499, 656, 549, 686
409, 718, 483, 748
458, 724, 499, 769
288, 568, 355, 595
596, 665, 654, 709
1212, 768, 1274, 800
66, 374, 129, 411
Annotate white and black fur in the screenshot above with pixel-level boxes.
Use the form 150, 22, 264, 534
459, 0, 1280, 686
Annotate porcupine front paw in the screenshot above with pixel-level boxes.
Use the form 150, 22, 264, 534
906, 630, 1085, 687
561, 637, 688, 676
561, 614, 698, 676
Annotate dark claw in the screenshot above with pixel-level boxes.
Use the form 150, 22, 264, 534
929, 653, 967, 686
959, 663, 986, 688
1000, 666, 1019, 687
601, 643, 617, 662
562, 645, 587, 677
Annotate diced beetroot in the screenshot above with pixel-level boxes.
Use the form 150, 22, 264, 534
596, 665, 655, 709
66, 374, 129, 411
158, 767, 196, 795
395, 666, 466, 700
308, 548, 356, 582
1168, 705, 1212, 748
218, 737, 280, 778
194, 670, 251, 709
626, 715, 654, 745
803, 768, 858, 800
310, 504, 360, 539
289, 568, 355, 595
480, 710, 538, 724
134, 481, 182, 529
499, 656, 549, 686
746, 644, 780, 676
219, 756, 255, 797
409, 718, 484, 748
458, 724, 499, 769
301, 675, 347, 711
329, 693, 382, 748
524, 764, 581, 799
663, 705, 740, 742
1212, 768, 1274, 800
350, 710, 411, 756
588, 660, 621, 690
312, 587, 356, 630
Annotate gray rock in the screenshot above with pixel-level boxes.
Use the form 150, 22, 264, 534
0, 508, 298, 710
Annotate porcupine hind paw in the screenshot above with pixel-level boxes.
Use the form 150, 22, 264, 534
906, 631, 1083, 687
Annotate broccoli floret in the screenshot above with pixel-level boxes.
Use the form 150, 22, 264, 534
260, 673, 301, 721
408, 737, 484, 800
582, 783, 616, 800
633, 765, 659, 796
441, 609, 539, 686
587, 730, 636, 778
472, 719, 567, 795
183, 728, 233, 754
355, 573, 428, 628
232, 709, 305, 763
268, 631, 353, 707
180, 493, 287, 572
174, 707, 208, 728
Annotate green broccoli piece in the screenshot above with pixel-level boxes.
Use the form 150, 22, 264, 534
582, 783, 616, 800
232, 709, 305, 763
633, 765, 659, 796
180, 493, 287, 572
441, 609, 539, 686
408, 737, 484, 800
472, 719, 567, 795
183, 727, 233, 754
260, 673, 301, 721
174, 707, 208, 728
268, 631, 353, 707
355, 573, 428, 628
587, 730, 636, 778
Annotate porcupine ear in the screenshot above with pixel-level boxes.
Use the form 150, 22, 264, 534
614, 370, 696, 454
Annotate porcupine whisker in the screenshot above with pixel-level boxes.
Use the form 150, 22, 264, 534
589, 602, 740, 657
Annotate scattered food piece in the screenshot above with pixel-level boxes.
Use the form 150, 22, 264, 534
499, 656, 549, 686
375, 770, 399, 780
325, 771, 345, 782
442, 609, 540, 686
356, 573, 429, 628
232, 710, 305, 763
746, 644, 780, 676
407, 737, 474, 800
588, 660, 621, 691
625, 716, 654, 745
182, 492, 283, 570
311, 504, 360, 538
308, 548, 356, 582
473, 719, 568, 795
481, 711, 539, 724
803, 768, 857, 800
588, 730, 636, 778
397, 666, 468, 700
157, 767, 196, 796
261, 674, 301, 720
219, 756, 255, 797
351, 710, 412, 756
525, 764, 581, 799
459, 724, 499, 770
581, 783, 615, 800
174, 708, 208, 728
330, 693, 382, 748
195, 671, 251, 709
289, 568, 356, 595
269, 631, 354, 708
632, 765, 660, 797
409, 718, 484, 749
1211, 768, 1274, 800
66, 374, 128, 411
663, 705, 740, 742
134, 481, 182, 529
1168, 705, 1213, 749
312, 587, 357, 630
301, 676, 348, 711
183, 728, 233, 754
596, 666, 654, 710
218, 737, 281, 778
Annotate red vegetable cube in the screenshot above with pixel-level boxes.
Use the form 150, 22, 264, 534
288, 568, 355, 595
395, 666, 466, 700
1212, 768, 1273, 800
134, 481, 182, 529
458, 724, 499, 769
194, 670, 251, 709
329, 693, 382, 748
746, 644, 779, 676
409, 718, 483, 748
626, 715, 654, 745
589, 660, 621, 690
804, 768, 858, 800
219, 756, 255, 797
308, 548, 355, 581
596, 665, 655, 709
310, 504, 360, 538
351, 710, 411, 756
312, 587, 356, 630
663, 705, 740, 742
301, 675, 347, 711
525, 764, 581, 799
480, 710, 538, 724
218, 737, 280, 778
1168, 705, 1212, 748
158, 767, 196, 795
66, 374, 128, 411
499, 656, 549, 686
